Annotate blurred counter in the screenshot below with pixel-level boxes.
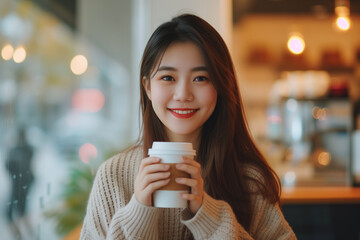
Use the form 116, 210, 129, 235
281, 186, 360, 204
281, 186, 360, 238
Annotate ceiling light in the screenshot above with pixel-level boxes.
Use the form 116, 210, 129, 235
287, 33, 305, 55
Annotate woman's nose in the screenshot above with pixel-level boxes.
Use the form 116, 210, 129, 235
173, 81, 194, 101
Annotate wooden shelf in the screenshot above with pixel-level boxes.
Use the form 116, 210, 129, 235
281, 186, 360, 204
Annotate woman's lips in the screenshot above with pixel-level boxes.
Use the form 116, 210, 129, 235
168, 108, 199, 119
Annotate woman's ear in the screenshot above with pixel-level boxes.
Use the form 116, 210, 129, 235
142, 77, 151, 100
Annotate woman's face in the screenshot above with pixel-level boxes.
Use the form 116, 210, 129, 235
144, 41, 217, 144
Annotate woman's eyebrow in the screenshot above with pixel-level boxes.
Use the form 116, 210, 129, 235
157, 66, 208, 72
158, 66, 176, 71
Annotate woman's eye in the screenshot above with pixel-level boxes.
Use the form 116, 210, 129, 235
161, 76, 174, 81
194, 76, 208, 82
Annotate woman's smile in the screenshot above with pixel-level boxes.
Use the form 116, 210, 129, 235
168, 108, 200, 118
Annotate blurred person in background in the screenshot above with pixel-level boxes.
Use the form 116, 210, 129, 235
5, 127, 35, 240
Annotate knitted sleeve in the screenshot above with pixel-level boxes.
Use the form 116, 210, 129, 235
180, 192, 252, 239
181, 192, 296, 240
248, 194, 297, 240
80, 151, 162, 240
180, 169, 297, 240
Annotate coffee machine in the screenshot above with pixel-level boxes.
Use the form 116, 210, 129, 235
278, 97, 352, 186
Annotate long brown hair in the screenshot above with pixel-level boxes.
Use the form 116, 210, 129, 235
139, 14, 280, 231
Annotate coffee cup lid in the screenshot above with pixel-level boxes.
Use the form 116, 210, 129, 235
148, 142, 196, 156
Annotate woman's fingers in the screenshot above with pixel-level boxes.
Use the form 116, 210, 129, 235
142, 162, 170, 175
181, 156, 201, 168
143, 178, 170, 196
175, 177, 203, 194
176, 157, 201, 178
136, 155, 204, 212
139, 157, 161, 171
137, 158, 171, 190
135, 157, 171, 206
173, 156, 204, 214
179, 192, 201, 201
176, 164, 198, 176
175, 177, 197, 188
140, 172, 171, 190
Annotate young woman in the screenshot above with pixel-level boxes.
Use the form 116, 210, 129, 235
80, 14, 296, 239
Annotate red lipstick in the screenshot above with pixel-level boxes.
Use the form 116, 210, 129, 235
168, 108, 198, 119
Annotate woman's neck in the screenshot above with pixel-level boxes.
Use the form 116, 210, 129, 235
166, 129, 201, 151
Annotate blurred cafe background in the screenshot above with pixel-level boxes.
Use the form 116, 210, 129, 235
0, 0, 359, 239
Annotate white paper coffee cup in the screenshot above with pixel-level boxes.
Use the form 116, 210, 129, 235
148, 142, 196, 208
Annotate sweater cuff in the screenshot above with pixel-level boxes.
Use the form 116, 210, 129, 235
110, 194, 161, 237
180, 192, 225, 239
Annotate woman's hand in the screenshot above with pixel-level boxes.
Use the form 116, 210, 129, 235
134, 157, 171, 206
175, 156, 204, 214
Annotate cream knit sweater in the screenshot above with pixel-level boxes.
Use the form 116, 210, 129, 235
80, 146, 296, 240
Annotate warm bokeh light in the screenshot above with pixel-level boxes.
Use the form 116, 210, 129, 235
336, 16, 351, 31
312, 106, 327, 120
70, 54, 88, 75
318, 152, 331, 166
72, 88, 105, 112
287, 35, 305, 55
1, 44, 14, 60
79, 143, 98, 164
13, 46, 26, 63
312, 106, 320, 119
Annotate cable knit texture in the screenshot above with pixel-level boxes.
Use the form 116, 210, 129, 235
80, 146, 297, 240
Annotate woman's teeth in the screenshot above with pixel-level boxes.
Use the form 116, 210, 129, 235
172, 109, 196, 114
